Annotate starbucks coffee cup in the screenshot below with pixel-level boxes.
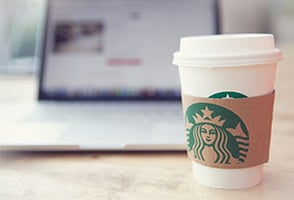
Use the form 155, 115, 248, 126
173, 34, 283, 189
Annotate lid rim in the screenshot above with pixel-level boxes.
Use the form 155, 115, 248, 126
173, 49, 283, 67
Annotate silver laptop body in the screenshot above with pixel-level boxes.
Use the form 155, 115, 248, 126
0, 0, 219, 151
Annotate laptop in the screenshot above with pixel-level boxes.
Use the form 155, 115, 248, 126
0, 0, 220, 151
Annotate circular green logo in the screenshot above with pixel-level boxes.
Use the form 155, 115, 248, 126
186, 92, 249, 165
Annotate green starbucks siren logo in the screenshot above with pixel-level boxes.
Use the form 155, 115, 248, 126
186, 92, 249, 165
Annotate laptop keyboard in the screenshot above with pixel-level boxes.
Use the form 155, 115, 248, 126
22, 101, 183, 123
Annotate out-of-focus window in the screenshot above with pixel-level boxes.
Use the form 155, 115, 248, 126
0, 0, 45, 74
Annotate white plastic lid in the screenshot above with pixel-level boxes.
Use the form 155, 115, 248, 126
173, 34, 283, 67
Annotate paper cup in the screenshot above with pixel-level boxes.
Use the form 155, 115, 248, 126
173, 34, 283, 189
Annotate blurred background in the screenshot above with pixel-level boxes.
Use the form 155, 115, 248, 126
0, 0, 293, 74
0, 0, 45, 74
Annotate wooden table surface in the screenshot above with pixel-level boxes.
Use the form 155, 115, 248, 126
0, 46, 294, 200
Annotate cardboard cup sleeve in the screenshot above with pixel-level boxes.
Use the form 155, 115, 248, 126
182, 91, 275, 169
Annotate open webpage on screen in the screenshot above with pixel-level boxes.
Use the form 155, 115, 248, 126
42, 0, 216, 98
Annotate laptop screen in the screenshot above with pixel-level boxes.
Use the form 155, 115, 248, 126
39, 0, 219, 101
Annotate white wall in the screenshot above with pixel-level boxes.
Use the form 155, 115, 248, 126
220, 0, 270, 33
220, 0, 294, 43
